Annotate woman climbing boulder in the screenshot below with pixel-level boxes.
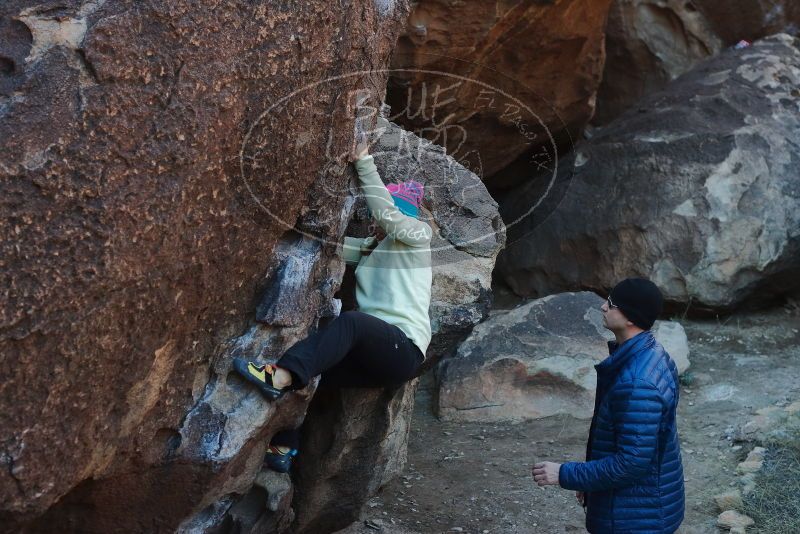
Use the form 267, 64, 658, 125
234, 136, 432, 472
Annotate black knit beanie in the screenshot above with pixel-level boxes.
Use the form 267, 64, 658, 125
609, 278, 664, 330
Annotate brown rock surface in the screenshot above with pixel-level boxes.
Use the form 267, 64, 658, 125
0, 3, 506, 529
386, 0, 613, 185
0, 0, 410, 531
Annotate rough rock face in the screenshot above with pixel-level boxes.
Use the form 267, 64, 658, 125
386, 0, 613, 184
291, 383, 418, 534
595, 0, 800, 124
498, 34, 800, 311
438, 292, 609, 422
0, 0, 411, 531
0, 4, 504, 525
437, 292, 690, 423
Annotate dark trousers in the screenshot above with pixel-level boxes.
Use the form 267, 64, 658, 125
271, 310, 424, 449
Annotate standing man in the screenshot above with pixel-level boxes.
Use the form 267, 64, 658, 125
532, 278, 685, 533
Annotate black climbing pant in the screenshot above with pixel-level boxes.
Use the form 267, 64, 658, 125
271, 310, 425, 449
277, 310, 424, 389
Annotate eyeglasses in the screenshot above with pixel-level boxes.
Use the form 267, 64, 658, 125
606, 296, 619, 309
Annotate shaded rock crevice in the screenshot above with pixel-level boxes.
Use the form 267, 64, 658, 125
594, 0, 800, 125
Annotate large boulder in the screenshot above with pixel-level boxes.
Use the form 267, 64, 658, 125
291, 383, 418, 534
498, 34, 800, 311
438, 292, 608, 422
595, 0, 800, 125
651, 321, 690, 376
593, 0, 724, 124
0, 0, 411, 531
437, 292, 689, 423
386, 0, 613, 184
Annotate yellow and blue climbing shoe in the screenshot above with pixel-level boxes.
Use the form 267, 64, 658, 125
233, 358, 286, 401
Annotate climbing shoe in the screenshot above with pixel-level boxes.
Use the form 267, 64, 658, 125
232, 358, 286, 401
265, 445, 297, 474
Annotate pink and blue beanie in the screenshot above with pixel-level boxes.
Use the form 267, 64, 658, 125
387, 180, 424, 218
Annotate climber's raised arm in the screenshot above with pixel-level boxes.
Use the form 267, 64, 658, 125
349, 147, 432, 247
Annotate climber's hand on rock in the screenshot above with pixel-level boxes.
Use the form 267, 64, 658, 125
350, 143, 369, 161
349, 131, 370, 162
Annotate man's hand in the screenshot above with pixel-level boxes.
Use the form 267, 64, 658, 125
532, 462, 561, 486
576, 491, 585, 506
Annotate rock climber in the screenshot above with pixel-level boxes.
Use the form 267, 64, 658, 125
532, 278, 685, 533
233, 137, 432, 473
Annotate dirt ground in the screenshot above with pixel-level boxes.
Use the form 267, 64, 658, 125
339, 304, 800, 534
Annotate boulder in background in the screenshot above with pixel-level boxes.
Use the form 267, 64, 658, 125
437, 292, 690, 423
499, 34, 800, 312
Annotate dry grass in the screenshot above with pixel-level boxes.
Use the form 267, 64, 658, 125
740, 436, 800, 534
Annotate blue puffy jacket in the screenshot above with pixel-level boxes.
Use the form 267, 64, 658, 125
559, 331, 685, 533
